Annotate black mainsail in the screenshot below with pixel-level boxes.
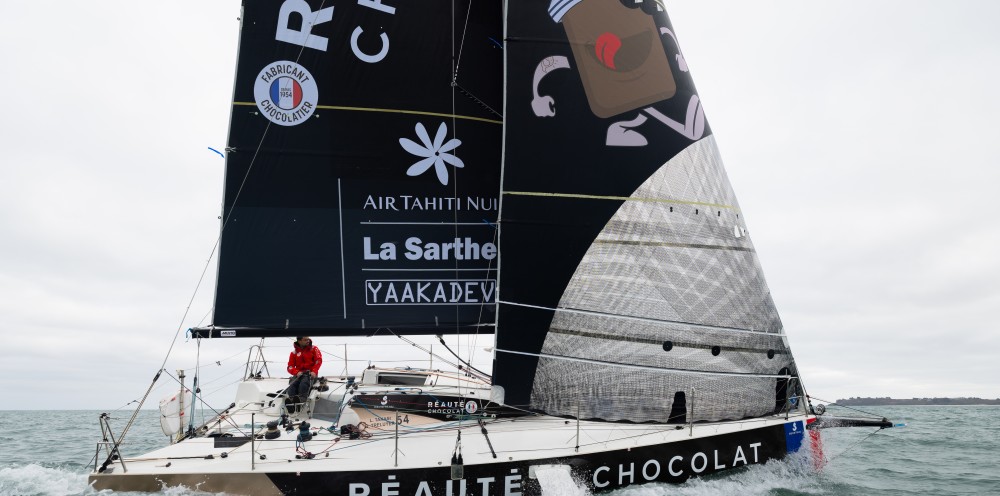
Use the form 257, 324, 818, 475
205, 0, 503, 337
493, 0, 799, 422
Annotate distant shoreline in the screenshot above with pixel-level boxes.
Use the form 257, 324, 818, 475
834, 397, 1000, 406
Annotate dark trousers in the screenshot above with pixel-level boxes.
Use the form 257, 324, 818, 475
287, 374, 314, 403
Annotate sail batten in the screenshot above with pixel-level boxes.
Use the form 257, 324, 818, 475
499, 300, 784, 337
496, 349, 795, 380
546, 327, 787, 352
592, 239, 755, 252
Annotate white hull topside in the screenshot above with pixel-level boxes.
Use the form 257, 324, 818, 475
90, 370, 812, 495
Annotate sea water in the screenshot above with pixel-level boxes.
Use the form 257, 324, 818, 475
1, 406, 998, 496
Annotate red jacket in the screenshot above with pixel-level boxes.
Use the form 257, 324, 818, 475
287, 343, 322, 376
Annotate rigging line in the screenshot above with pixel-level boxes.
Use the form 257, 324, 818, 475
503, 190, 738, 210
499, 300, 785, 337
159, 369, 249, 438
809, 395, 891, 419
449, 0, 463, 392
435, 334, 492, 379
202, 376, 246, 397
495, 348, 795, 379
448, 0, 488, 391
338, 179, 346, 318
455, 83, 503, 119
478, 418, 498, 458
110, 400, 140, 413
825, 427, 883, 464
452, 0, 474, 83
386, 330, 468, 376
472, 211, 500, 367
100, 3, 331, 465
98, 369, 164, 472
176, 344, 261, 373
217, 0, 329, 265
195, 307, 213, 328
106, 176, 240, 459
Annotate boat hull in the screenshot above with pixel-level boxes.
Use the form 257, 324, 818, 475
90, 417, 807, 495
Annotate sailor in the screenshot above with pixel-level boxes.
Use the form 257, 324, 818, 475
286, 336, 322, 412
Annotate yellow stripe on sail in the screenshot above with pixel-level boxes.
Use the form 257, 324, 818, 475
233, 101, 502, 125
503, 190, 738, 211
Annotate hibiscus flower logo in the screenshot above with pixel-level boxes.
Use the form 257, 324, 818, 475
399, 122, 464, 186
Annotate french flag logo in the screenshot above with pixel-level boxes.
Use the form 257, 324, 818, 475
270, 77, 303, 110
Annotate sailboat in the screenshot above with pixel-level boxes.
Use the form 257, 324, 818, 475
89, 0, 894, 494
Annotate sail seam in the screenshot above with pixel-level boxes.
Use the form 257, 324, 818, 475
503, 190, 738, 210
359, 221, 489, 225
232, 101, 502, 124
361, 268, 498, 272
499, 300, 784, 336
592, 239, 753, 252
548, 327, 786, 353
495, 349, 793, 379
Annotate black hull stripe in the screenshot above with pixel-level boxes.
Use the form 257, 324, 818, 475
87, 422, 802, 495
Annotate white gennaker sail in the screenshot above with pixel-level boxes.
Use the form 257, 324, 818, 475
89, 0, 890, 494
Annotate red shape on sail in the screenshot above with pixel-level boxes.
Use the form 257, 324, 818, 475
595, 32, 622, 69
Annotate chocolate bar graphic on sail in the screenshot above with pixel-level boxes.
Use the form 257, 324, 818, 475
554, 0, 676, 118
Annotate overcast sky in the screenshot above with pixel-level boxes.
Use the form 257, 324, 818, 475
1, 1, 997, 411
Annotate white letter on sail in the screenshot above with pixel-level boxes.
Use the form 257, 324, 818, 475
357, 0, 396, 14
366, 282, 383, 303
351, 27, 389, 63
276, 0, 334, 51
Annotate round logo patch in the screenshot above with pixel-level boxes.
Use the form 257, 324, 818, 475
254, 61, 318, 126
465, 401, 478, 414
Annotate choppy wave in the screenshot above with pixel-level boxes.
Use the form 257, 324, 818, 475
0, 457, 830, 496
0, 464, 90, 496
605, 451, 828, 496
0, 463, 233, 496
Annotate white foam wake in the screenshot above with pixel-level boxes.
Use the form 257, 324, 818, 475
0, 464, 89, 496
607, 451, 824, 496
533, 465, 589, 496
0, 463, 233, 496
